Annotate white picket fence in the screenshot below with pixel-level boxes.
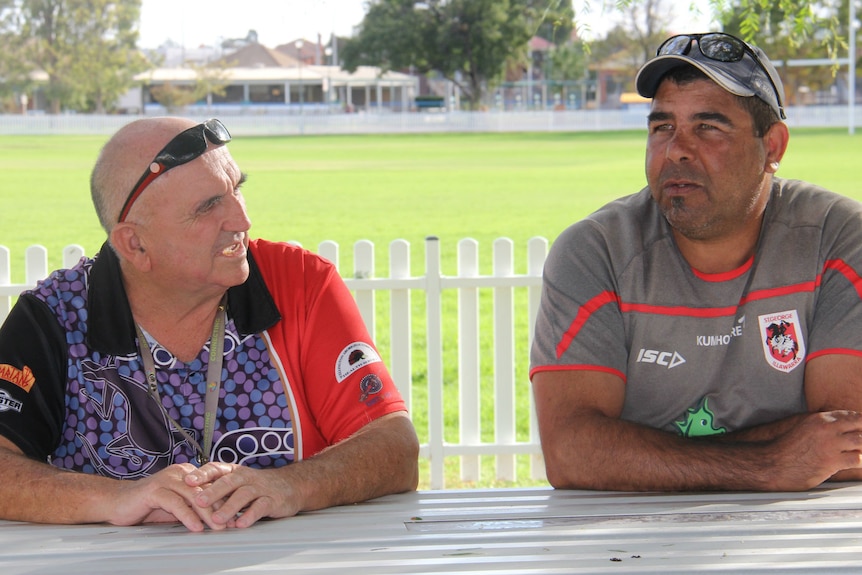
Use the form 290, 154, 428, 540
0, 237, 549, 489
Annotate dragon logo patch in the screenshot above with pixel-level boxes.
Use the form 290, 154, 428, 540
758, 310, 805, 373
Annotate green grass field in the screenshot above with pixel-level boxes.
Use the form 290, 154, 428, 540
2, 128, 861, 488
3, 128, 861, 276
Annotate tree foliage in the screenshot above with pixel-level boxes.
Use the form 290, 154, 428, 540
579, 0, 856, 103
341, 0, 851, 110
604, 0, 846, 55
341, 0, 575, 109
722, 0, 852, 57
618, 0, 673, 64
0, 0, 33, 108
0, 0, 150, 113
714, 0, 858, 104
547, 40, 588, 84
148, 61, 232, 113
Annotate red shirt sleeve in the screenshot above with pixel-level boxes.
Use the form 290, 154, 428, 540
249, 239, 407, 459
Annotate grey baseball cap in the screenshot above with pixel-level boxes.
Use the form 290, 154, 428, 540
635, 33, 786, 120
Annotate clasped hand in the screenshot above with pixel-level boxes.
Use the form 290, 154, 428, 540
110, 462, 297, 531
769, 409, 862, 490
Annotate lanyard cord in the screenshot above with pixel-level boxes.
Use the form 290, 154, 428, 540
134, 296, 226, 465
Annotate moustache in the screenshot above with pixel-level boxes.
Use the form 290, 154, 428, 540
658, 167, 703, 185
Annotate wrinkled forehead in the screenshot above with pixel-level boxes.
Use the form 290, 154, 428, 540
200, 142, 242, 182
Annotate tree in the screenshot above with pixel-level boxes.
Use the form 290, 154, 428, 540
547, 40, 588, 84
584, 0, 675, 72
620, 0, 674, 65
341, 0, 842, 111
0, 0, 34, 109
544, 39, 589, 107
341, 0, 575, 110
715, 0, 858, 105
65, 0, 150, 113
148, 61, 232, 113
660, 0, 845, 57
11, 0, 150, 114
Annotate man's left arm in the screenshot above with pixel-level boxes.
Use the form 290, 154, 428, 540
805, 353, 862, 481
799, 201, 862, 480
184, 411, 419, 528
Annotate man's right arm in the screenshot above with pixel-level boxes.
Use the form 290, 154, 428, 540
0, 436, 222, 530
532, 369, 862, 492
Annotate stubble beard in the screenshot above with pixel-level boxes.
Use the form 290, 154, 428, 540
662, 196, 716, 241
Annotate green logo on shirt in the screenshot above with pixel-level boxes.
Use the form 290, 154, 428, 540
675, 397, 727, 437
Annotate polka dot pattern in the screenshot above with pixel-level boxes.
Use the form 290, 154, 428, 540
30, 258, 296, 479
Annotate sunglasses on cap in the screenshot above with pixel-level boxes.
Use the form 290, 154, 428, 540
117, 118, 232, 223
656, 33, 786, 120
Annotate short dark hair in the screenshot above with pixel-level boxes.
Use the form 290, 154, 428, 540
659, 65, 781, 137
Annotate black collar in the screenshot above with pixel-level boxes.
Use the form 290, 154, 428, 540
87, 242, 281, 355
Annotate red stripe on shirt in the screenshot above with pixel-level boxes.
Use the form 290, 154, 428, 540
529, 363, 626, 382
620, 301, 738, 318
614, 280, 820, 321
555, 290, 620, 359
555, 282, 820, 358
808, 348, 862, 362
554, 260, 861, 360
824, 259, 862, 298
739, 281, 819, 305
692, 256, 754, 282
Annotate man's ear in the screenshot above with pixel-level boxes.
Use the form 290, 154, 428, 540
763, 121, 790, 173
110, 223, 151, 272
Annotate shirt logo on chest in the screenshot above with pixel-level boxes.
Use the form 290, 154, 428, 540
758, 310, 805, 373
635, 348, 687, 369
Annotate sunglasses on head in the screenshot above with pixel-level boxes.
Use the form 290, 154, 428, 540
117, 118, 231, 223
656, 33, 786, 120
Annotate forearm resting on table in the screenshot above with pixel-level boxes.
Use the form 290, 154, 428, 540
282, 412, 419, 512
540, 411, 780, 492
0, 438, 117, 525
0, 413, 419, 527
543, 407, 862, 492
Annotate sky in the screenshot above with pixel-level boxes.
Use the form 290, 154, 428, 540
137, 0, 718, 50
137, 0, 369, 49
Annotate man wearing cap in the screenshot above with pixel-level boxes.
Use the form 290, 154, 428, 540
0, 117, 419, 530
530, 33, 862, 491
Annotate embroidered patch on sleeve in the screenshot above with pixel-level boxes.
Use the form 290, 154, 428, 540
358, 373, 383, 402
335, 342, 382, 383
0, 364, 35, 393
0, 389, 23, 413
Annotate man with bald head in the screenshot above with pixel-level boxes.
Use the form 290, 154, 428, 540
0, 117, 418, 530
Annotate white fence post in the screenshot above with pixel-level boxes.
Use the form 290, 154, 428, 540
389, 240, 412, 408
457, 239, 480, 482
318, 240, 339, 270
353, 240, 375, 336
493, 238, 516, 482
527, 237, 548, 480
63, 245, 86, 269
424, 236, 445, 490
25, 245, 49, 286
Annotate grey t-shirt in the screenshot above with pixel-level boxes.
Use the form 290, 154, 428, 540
531, 178, 862, 436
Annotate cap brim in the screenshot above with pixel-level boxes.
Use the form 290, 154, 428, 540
635, 55, 756, 100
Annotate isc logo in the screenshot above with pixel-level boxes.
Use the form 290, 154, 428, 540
635, 349, 686, 369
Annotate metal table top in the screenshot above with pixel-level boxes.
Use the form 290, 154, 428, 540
3, 484, 862, 574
